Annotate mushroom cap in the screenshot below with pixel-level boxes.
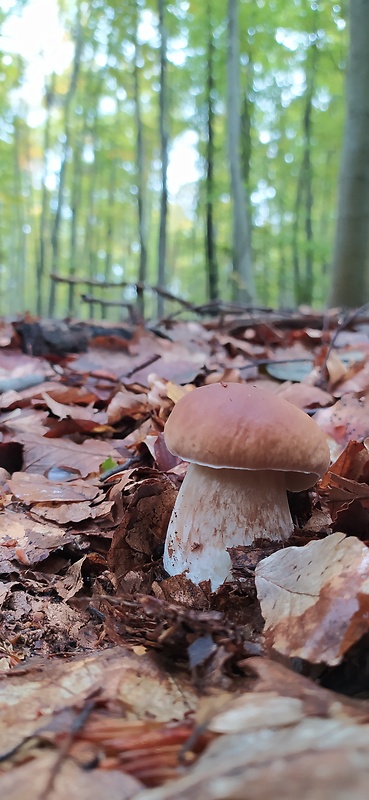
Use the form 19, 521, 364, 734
164, 382, 330, 491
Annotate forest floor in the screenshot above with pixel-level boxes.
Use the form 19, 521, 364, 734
2, 307, 369, 799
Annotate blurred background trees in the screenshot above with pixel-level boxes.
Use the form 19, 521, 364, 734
0, 0, 363, 319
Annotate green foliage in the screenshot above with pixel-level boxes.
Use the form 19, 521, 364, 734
0, 0, 347, 316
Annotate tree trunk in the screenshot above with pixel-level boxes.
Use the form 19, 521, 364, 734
68, 113, 86, 316
205, 6, 218, 302
48, 5, 83, 317
227, 0, 255, 304
134, 20, 148, 320
157, 0, 169, 317
330, 0, 369, 308
36, 76, 54, 317
12, 116, 27, 312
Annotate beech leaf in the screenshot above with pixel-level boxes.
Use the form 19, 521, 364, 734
255, 532, 369, 665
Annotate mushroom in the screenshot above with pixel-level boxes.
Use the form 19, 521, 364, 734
163, 382, 330, 591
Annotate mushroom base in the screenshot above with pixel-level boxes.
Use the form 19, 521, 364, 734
163, 464, 294, 591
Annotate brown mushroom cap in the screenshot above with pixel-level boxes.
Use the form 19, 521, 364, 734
164, 382, 330, 491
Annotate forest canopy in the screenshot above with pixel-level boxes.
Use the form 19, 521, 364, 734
0, 0, 350, 319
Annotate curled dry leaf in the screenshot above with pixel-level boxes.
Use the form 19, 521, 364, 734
0, 509, 87, 567
106, 387, 149, 425
109, 472, 177, 594
318, 440, 369, 535
255, 532, 369, 665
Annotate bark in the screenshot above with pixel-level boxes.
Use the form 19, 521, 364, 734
227, 0, 255, 304
303, 93, 314, 306
330, 0, 369, 307
12, 116, 26, 312
157, 0, 169, 317
292, 40, 317, 306
37, 76, 54, 317
48, 6, 83, 317
84, 124, 98, 285
134, 24, 148, 319
205, 6, 218, 302
68, 113, 86, 315
104, 158, 116, 282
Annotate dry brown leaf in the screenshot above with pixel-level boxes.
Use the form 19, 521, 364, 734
321, 440, 369, 486
0, 752, 141, 800
134, 720, 369, 800
255, 532, 369, 665
107, 388, 149, 425
0, 407, 50, 435
326, 351, 347, 385
32, 498, 114, 525
8, 472, 99, 504
16, 431, 123, 477
42, 391, 98, 421
109, 472, 177, 593
0, 508, 87, 566
275, 381, 332, 409
0, 646, 198, 754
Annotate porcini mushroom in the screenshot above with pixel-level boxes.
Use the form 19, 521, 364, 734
163, 382, 330, 591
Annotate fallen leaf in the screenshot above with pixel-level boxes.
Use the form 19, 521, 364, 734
275, 381, 332, 409
255, 532, 369, 665
0, 646, 198, 754
106, 388, 149, 425
314, 394, 369, 446
0, 508, 88, 567
109, 472, 177, 593
16, 431, 123, 477
0, 754, 141, 800
8, 472, 99, 504
133, 719, 369, 800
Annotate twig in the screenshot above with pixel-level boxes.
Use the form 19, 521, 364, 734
38, 698, 97, 800
316, 301, 369, 387
99, 455, 142, 482
239, 357, 312, 372
121, 353, 161, 379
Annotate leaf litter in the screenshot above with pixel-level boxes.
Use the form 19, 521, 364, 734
3, 310, 369, 797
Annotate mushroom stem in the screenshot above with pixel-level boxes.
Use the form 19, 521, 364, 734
163, 463, 293, 591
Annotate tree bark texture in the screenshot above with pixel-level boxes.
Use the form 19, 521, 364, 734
157, 0, 168, 317
48, 5, 83, 317
227, 0, 255, 304
205, 7, 218, 302
330, 0, 369, 308
134, 25, 148, 320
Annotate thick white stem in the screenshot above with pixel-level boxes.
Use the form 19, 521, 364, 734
163, 464, 293, 590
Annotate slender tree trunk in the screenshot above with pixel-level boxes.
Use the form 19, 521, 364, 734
100, 157, 117, 320
205, 6, 218, 302
133, 23, 148, 319
48, 5, 83, 317
292, 39, 317, 306
330, 0, 369, 307
227, 0, 255, 304
157, 0, 169, 317
292, 161, 303, 303
36, 76, 54, 317
68, 109, 87, 315
302, 40, 317, 306
12, 116, 26, 311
